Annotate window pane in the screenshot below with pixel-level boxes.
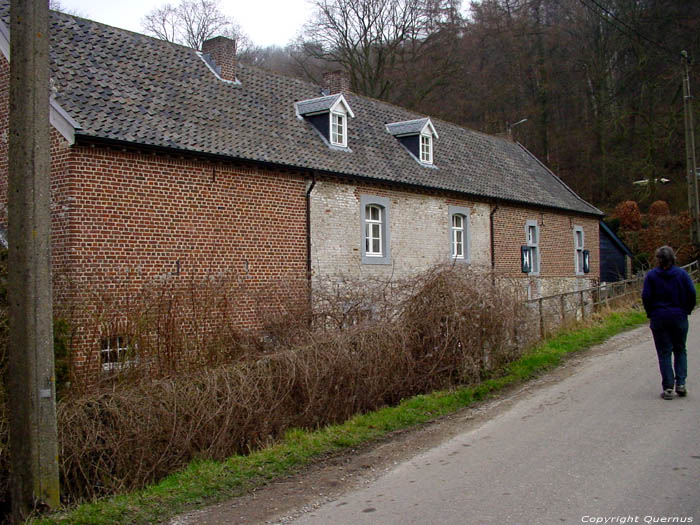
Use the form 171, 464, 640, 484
372, 238, 380, 254
452, 214, 462, 228
372, 223, 380, 239
528, 225, 537, 244
370, 206, 380, 221
531, 247, 538, 272
576, 230, 583, 248
331, 113, 345, 145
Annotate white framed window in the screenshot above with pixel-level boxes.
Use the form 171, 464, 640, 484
365, 204, 383, 257
360, 195, 391, 265
420, 133, 433, 164
452, 214, 464, 258
448, 206, 470, 263
331, 111, 347, 147
100, 335, 134, 371
525, 220, 540, 274
574, 226, 585, 275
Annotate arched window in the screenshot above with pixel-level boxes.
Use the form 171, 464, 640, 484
448, 206, 470, 263
360, 195, 391, 265
365, 204, 383, 257
451, 213, 465, 259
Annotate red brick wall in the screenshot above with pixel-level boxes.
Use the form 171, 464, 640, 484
60, 147, 308, 367
493, 204, 600, 280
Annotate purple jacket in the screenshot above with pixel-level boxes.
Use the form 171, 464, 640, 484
642, 265, 696, 321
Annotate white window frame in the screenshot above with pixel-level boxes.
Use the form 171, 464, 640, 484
525, 220, 540, 275
574, 226, 585, 275
360, 195, 391, 265
330, 110, 347, 147
420, 133, 433, 164
100, 335, 134, 372
365, 204, 383, 257
449, 206, 471, 263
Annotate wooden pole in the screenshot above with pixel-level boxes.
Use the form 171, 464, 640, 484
7, 0, 60, 519
682, 51, 700, 245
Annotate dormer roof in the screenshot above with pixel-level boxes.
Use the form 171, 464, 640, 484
296, 94, 355, 118
386, 118, 438, 139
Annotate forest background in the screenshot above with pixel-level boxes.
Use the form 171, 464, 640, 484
139, 0, 700, 265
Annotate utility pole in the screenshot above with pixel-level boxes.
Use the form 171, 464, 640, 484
7, 0, 60, 520
682, 50, 700, 246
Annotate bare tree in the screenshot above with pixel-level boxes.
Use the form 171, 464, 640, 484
142, 0, 248, 51
300, 0, 460, 99
49, 0, 85, 16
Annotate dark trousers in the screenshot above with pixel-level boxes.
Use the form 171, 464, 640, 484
650, 317, 688, 390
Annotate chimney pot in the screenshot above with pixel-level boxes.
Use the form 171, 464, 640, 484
323, 70, 351, 95
202, 36, 237, 82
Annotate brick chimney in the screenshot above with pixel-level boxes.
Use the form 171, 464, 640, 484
323, 70, 351, 94
202, 36, 237, 82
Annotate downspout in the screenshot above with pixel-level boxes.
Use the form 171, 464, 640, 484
306, 172, 317, 313
490, 203, 499, 271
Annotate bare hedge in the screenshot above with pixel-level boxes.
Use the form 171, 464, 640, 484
1, 264, 536, 506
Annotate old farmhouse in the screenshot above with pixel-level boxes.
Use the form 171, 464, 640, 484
0, 5, 602, 372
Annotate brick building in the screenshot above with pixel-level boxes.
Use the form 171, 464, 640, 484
0, 5, 601, 371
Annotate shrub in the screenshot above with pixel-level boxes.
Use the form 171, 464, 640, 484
2, 264, 536, 506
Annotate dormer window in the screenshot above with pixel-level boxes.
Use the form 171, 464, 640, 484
387, 118, 438, 166
420, 133, 432, 164
296, 94, 355, 149
331, 110, 346, 146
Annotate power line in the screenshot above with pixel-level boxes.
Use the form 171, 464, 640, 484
576, 0, 678, 61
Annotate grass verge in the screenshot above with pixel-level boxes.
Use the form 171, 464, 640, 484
34, 307, 648, 525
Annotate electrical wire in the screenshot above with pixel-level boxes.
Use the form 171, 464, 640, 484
575, 0, 680, 62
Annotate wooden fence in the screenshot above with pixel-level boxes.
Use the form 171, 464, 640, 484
525, 260, 700, 338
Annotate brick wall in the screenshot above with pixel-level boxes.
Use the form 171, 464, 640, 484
58, 147, 308, 367
492, 204, 600, 295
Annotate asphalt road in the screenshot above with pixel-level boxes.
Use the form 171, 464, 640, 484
291, 312, 700, 525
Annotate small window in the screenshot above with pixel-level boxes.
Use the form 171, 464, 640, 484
331, 111, 346, 147
525, 220, 540, 274
100, 335, 134, 371
574, 226, 586, 274
420, 134, 433, 164
449, 206, 470, 263
360, 195, 391, 265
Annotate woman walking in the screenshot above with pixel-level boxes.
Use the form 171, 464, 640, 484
642, 246, 696, 400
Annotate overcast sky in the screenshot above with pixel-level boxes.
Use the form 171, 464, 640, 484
58, 0, 316, 48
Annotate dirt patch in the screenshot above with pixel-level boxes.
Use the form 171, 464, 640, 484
168, 325, 648, 525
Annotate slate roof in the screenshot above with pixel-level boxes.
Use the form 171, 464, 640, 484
296, 94, 342, 115
386, 118, 432, 137
0, 4, 602, 216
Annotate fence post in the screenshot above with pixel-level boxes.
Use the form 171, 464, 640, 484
538, 297, 544, 338
580, 290, 585, 319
